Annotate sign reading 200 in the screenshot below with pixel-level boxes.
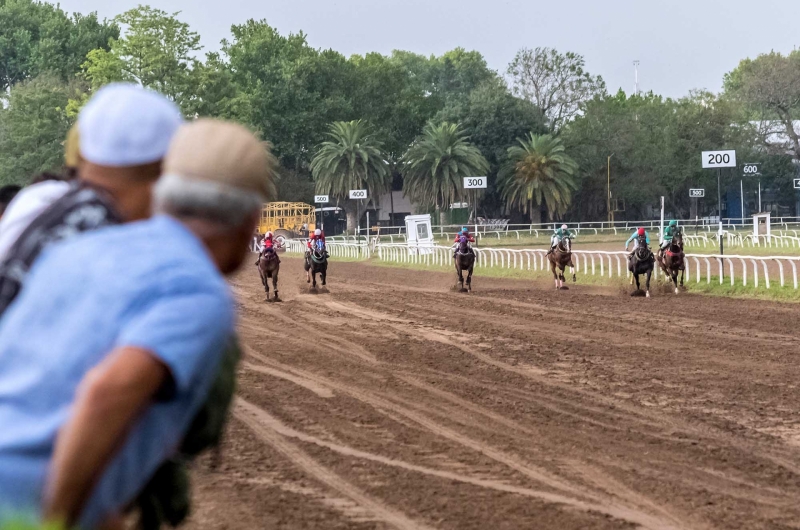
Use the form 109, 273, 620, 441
701, 150, 736, 169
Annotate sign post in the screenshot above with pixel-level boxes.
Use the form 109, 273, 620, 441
794, 178, 800, 189
463, 177, 487, 229
314, 195, 329, 230
689, 189, 704, 225
741, 162, 762, 216
702, 150, 736, 222
349, 189, 368, 238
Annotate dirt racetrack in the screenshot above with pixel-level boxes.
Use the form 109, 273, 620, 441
185, 257, 800, 530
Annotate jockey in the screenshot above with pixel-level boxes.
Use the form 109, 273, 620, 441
453, 227, 475, 258
255, 231, 276, 265
660, 220, 682, 255
625, 227, 651, 259
307, 228, 328, 256
453, 227, 476, 244
548, 224, 574, 255
625, 227, 650, 251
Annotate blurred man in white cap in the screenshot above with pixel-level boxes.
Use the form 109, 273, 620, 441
0, 83, 182, 316
0, 119, 276, 528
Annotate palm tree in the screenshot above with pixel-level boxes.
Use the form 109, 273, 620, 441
311, 120, 390, 233
401, 122, 489, 224
499, 133, 578, 222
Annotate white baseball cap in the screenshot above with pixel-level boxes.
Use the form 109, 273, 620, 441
78, 83, 183, 167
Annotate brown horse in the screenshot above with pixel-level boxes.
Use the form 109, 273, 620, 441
256, 248, 280, 301
548, 237, 576, 290
656, 232, 684, 294
453, 235, 475, 292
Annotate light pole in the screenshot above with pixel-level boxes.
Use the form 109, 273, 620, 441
607, 154, 615, 224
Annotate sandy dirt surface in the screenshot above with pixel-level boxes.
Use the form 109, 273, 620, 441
185, 257, 800, 530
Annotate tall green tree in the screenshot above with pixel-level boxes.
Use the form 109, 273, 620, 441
507, 47, 605, 132
311, 120, 390, 231
499, 133, 578, 222
221, 19, 354, 192
0, 74, 78, 184
724, 51, 800, 160
0, 0, 117, 91
76, 5, 201, 113
401, 122, 489, 223
436, 79, 547, 216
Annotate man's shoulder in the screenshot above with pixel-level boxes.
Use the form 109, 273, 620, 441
49, 217, 222, 286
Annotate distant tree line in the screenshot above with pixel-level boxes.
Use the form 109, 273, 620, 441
1, 0, 798, 225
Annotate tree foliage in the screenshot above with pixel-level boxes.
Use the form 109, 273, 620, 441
507, 47, 605, 132
0, 74, 79, 185
311, 120, 390, 229
0, 0, 117, 91
401, 122, 489, 216
724, 51, 800, 160
77, 6, 201, 113
499, 134, 578, 221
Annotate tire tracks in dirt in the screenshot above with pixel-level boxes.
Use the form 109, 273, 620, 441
235, 398, 434, 530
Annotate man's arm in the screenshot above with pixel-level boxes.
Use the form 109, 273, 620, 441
43, 346, 170, 527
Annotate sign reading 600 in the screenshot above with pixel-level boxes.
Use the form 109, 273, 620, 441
348, 189, 368, 199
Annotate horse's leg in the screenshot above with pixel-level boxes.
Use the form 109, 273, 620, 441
633, 272, 640, 292
645, 269, 652, 298
312, 268, 317, 289
265, 271, 270, 300
455, 260, 463, 290
671, 270, 679, 294
273, 267, 279, 300
679, 264, 685, 287
466, 262, 473, 292
321, 265, 327, 286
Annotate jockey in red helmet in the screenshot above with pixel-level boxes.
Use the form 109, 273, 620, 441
307, 228, 326, 252
256, 231, 279, 265
625, 227, 651, 258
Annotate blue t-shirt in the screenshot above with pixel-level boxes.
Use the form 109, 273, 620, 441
0, 215, 234, 528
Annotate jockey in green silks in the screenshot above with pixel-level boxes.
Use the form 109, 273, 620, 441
548, 224, 574, 255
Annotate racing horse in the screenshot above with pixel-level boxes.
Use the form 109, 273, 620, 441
454, 235, 475, 292
657, 232, 685, 294
628, 235, 655, 297
548, 237, 576, 290
305, 242, 328, 289
256, 246, 280, 301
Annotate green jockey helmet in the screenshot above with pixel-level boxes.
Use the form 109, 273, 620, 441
669, 220, 677, 227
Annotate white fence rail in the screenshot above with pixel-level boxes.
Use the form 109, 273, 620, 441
284, 239, 371, 260
282, 239, 800, 291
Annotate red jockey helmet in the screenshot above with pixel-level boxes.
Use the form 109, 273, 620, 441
637, 227, 646, 236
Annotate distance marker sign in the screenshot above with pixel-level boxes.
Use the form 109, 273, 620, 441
701, 150, 736, 169
463, 176, 487, 189
689, 189, 705, 198
741, 162, 761, 176
349, 189, 368, 199
794, 179, 800, 189
314, 195, 329, 203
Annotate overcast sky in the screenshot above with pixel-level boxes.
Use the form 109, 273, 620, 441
58, 0, 799, 98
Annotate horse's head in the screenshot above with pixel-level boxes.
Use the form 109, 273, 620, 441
559, 237, 571, 252
458, 235, 470, 252
671, 231, 683, 251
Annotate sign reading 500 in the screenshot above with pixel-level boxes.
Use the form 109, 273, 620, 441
348, 189, 368, 199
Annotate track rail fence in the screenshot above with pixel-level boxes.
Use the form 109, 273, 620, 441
281, 240, 800, 290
